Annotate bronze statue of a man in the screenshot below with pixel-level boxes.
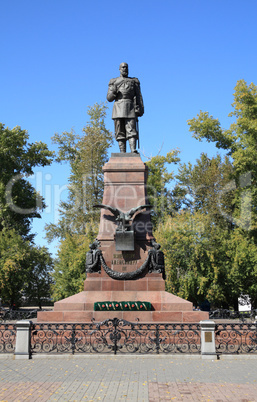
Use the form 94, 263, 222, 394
107, 63, 144, 153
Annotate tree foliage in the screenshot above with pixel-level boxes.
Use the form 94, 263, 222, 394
22, 246, 54, 309
0, 229, 53, 307
188, 80, 257, 231
176, 153, 235, 226
146, 150, 180, 227
51, 234, 90, 301
156, 211, 257, 309
0, 124, 54, 307
188, 80, 257, 171
46, 103, 113, 241
154, 80, 257, 309
0, 124, 54, 239
46, 103, 113, 300
0, 229, 29, 306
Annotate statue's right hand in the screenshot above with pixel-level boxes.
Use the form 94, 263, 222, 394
110, 83, 117, 93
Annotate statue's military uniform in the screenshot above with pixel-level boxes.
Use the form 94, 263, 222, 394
107, 76, 144, 151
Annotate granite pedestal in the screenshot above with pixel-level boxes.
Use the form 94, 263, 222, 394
38, 153, 209, 323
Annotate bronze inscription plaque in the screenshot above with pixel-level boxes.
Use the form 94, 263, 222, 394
111, 252, 139, 273
205, 332, 212, 342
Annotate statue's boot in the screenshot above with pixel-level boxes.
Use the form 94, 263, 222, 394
118, 140, 126, 152
129, 138, 138, 153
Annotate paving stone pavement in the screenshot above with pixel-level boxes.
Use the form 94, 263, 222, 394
0, 355, 257, 401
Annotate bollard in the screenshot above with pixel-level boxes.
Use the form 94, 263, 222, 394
14, 320, 32, 359
200, 320, 217, 359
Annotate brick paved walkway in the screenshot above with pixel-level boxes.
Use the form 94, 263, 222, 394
0, 355, 257, 401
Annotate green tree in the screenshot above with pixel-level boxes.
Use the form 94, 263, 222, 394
188, 79, 257, 232
46, 103, 113, 241
0, 230, 54, 308
46, 103, 113, 299
176, 153, 235, 228
0, 123, 54, 306
145, 150, 180, 227
155, 210, 253, 309
51, 234, 90, 301
23, 246, 54, 309
158, 81, 257, 309
225, 228, 257, 309
0, 124, 54, 239
0, 229, 29, 306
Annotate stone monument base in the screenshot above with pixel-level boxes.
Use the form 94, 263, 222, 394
38, 152, 209, 323
37, 272, 209, 323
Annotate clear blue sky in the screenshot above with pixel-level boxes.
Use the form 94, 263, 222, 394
1, 0, 257, 256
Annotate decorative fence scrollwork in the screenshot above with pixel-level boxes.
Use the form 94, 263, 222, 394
2, 318, 257, 356
215, 323, 257, 354
210, 309, 257, 321
0, 324, 16, 353
0, 308, 38, 322
31, 319, 201, 355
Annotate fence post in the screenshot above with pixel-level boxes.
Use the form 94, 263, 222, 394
200, 320, 217, 359
14, 320, 32, 359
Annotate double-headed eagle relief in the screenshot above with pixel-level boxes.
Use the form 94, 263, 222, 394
94, 204, 152, 232
94, 204, 152, 252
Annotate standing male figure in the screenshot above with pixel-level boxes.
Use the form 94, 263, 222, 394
107, 63, 144, 153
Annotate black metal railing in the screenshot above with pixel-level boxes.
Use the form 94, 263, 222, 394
215, 323, 257, 354
209, 309, 257, 321
2, 318, 257, 356
0, 324, 16, 353
31, 319, 201, 355
0, 308, 38, 322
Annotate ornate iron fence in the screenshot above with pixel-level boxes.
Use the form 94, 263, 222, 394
2, 319, 257, 356
31, 319, 201, 355
215, 323, 257, 354
209, 309, 257, 321
0, 324, 16, 353
0, 308, 38, 322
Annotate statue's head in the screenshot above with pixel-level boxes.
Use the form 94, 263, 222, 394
119, 62, 128, 78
